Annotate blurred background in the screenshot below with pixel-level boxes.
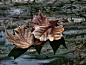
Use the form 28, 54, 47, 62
0, 0, 86, 65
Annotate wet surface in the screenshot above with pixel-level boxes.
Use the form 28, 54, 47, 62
0, 21, 86, 65
0, 1, 86, 65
